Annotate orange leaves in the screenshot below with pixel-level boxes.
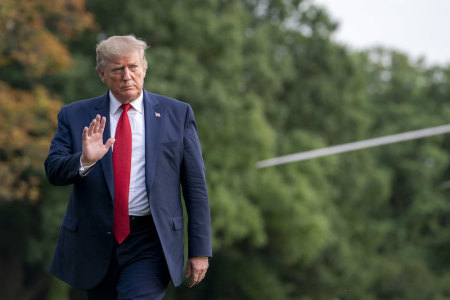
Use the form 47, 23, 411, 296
13, 32, 72, 77
44, 0, 96, 40
0, 0, 95, 77
0, 0, 92, 202
0, 82, 62, 203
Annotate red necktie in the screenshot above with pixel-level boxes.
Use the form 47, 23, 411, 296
113, 104, 132, 244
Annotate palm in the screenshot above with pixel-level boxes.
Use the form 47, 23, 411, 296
81, 115, 114, 166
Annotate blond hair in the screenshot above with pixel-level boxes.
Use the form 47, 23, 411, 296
96, 35, 148, 71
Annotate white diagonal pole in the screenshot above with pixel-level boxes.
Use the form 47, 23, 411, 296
256, 124, 450, 168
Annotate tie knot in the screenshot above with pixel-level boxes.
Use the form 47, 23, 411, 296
121, 103, 131, 113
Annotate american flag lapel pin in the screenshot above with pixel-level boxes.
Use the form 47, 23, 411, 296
155, 112, 161, 118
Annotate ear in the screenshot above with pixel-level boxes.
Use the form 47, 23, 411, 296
97, 68, 105, 83
142, 67, 147, 78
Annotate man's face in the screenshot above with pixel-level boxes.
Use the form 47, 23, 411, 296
98, 51, 147, 103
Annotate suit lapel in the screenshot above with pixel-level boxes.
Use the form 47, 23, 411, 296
93, 90, 161, 202
143, 90, 162, 198
94, 93, 115, 201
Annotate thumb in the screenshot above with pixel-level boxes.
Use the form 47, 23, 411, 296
186, 261, 192, 278
105, 138, 115, 149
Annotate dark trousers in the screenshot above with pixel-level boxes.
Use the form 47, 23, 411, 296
87, 215, 170, 300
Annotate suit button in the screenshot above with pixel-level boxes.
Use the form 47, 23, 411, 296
106, 231, 112, 235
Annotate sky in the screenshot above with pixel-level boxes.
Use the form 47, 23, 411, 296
312, 0, 450, 66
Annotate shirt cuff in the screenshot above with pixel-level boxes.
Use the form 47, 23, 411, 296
79, 157, 96, 176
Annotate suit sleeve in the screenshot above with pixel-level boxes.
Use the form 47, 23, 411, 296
44, 106, 83, 186
181, 104, 212, 258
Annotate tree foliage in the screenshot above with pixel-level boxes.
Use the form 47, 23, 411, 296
0, 1, 94, 299
0, 83, 60, 203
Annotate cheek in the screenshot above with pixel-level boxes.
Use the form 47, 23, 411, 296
136, 76, 145, 85
108, 81, 122, 91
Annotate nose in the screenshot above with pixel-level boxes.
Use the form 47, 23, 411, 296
122, 67, 132, 81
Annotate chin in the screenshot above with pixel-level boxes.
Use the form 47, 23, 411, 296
121, 91, 138, 99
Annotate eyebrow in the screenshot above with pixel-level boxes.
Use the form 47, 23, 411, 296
110, 61, 140, 67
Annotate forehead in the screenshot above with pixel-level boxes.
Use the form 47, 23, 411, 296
107, 51, 142, 66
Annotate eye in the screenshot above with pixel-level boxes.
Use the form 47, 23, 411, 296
111, 67, 123, 75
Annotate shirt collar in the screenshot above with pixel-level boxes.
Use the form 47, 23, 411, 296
109, 90, 144, 115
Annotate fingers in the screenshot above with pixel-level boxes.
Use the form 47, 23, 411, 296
188, 271, 205, 287
87, 118, 96, 136
94, 114, 101, 133
99, 116, 107, 134
186, 262, 192, 278
86, 115, 103, 137
82, 126, 88, 140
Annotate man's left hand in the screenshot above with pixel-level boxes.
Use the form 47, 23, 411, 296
186, 257, 209, 287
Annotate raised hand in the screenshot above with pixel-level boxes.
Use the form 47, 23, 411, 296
81, 115, 115, 166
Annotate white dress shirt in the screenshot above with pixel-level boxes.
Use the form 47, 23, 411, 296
109, 91, 150, 216
79, 91, 150, 216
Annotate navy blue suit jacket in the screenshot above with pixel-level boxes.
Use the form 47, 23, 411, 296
44, 90, 212, 289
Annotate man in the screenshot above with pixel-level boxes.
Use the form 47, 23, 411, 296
45, 35, 212, 299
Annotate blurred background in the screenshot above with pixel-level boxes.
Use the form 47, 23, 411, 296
1, 0, 450, 299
